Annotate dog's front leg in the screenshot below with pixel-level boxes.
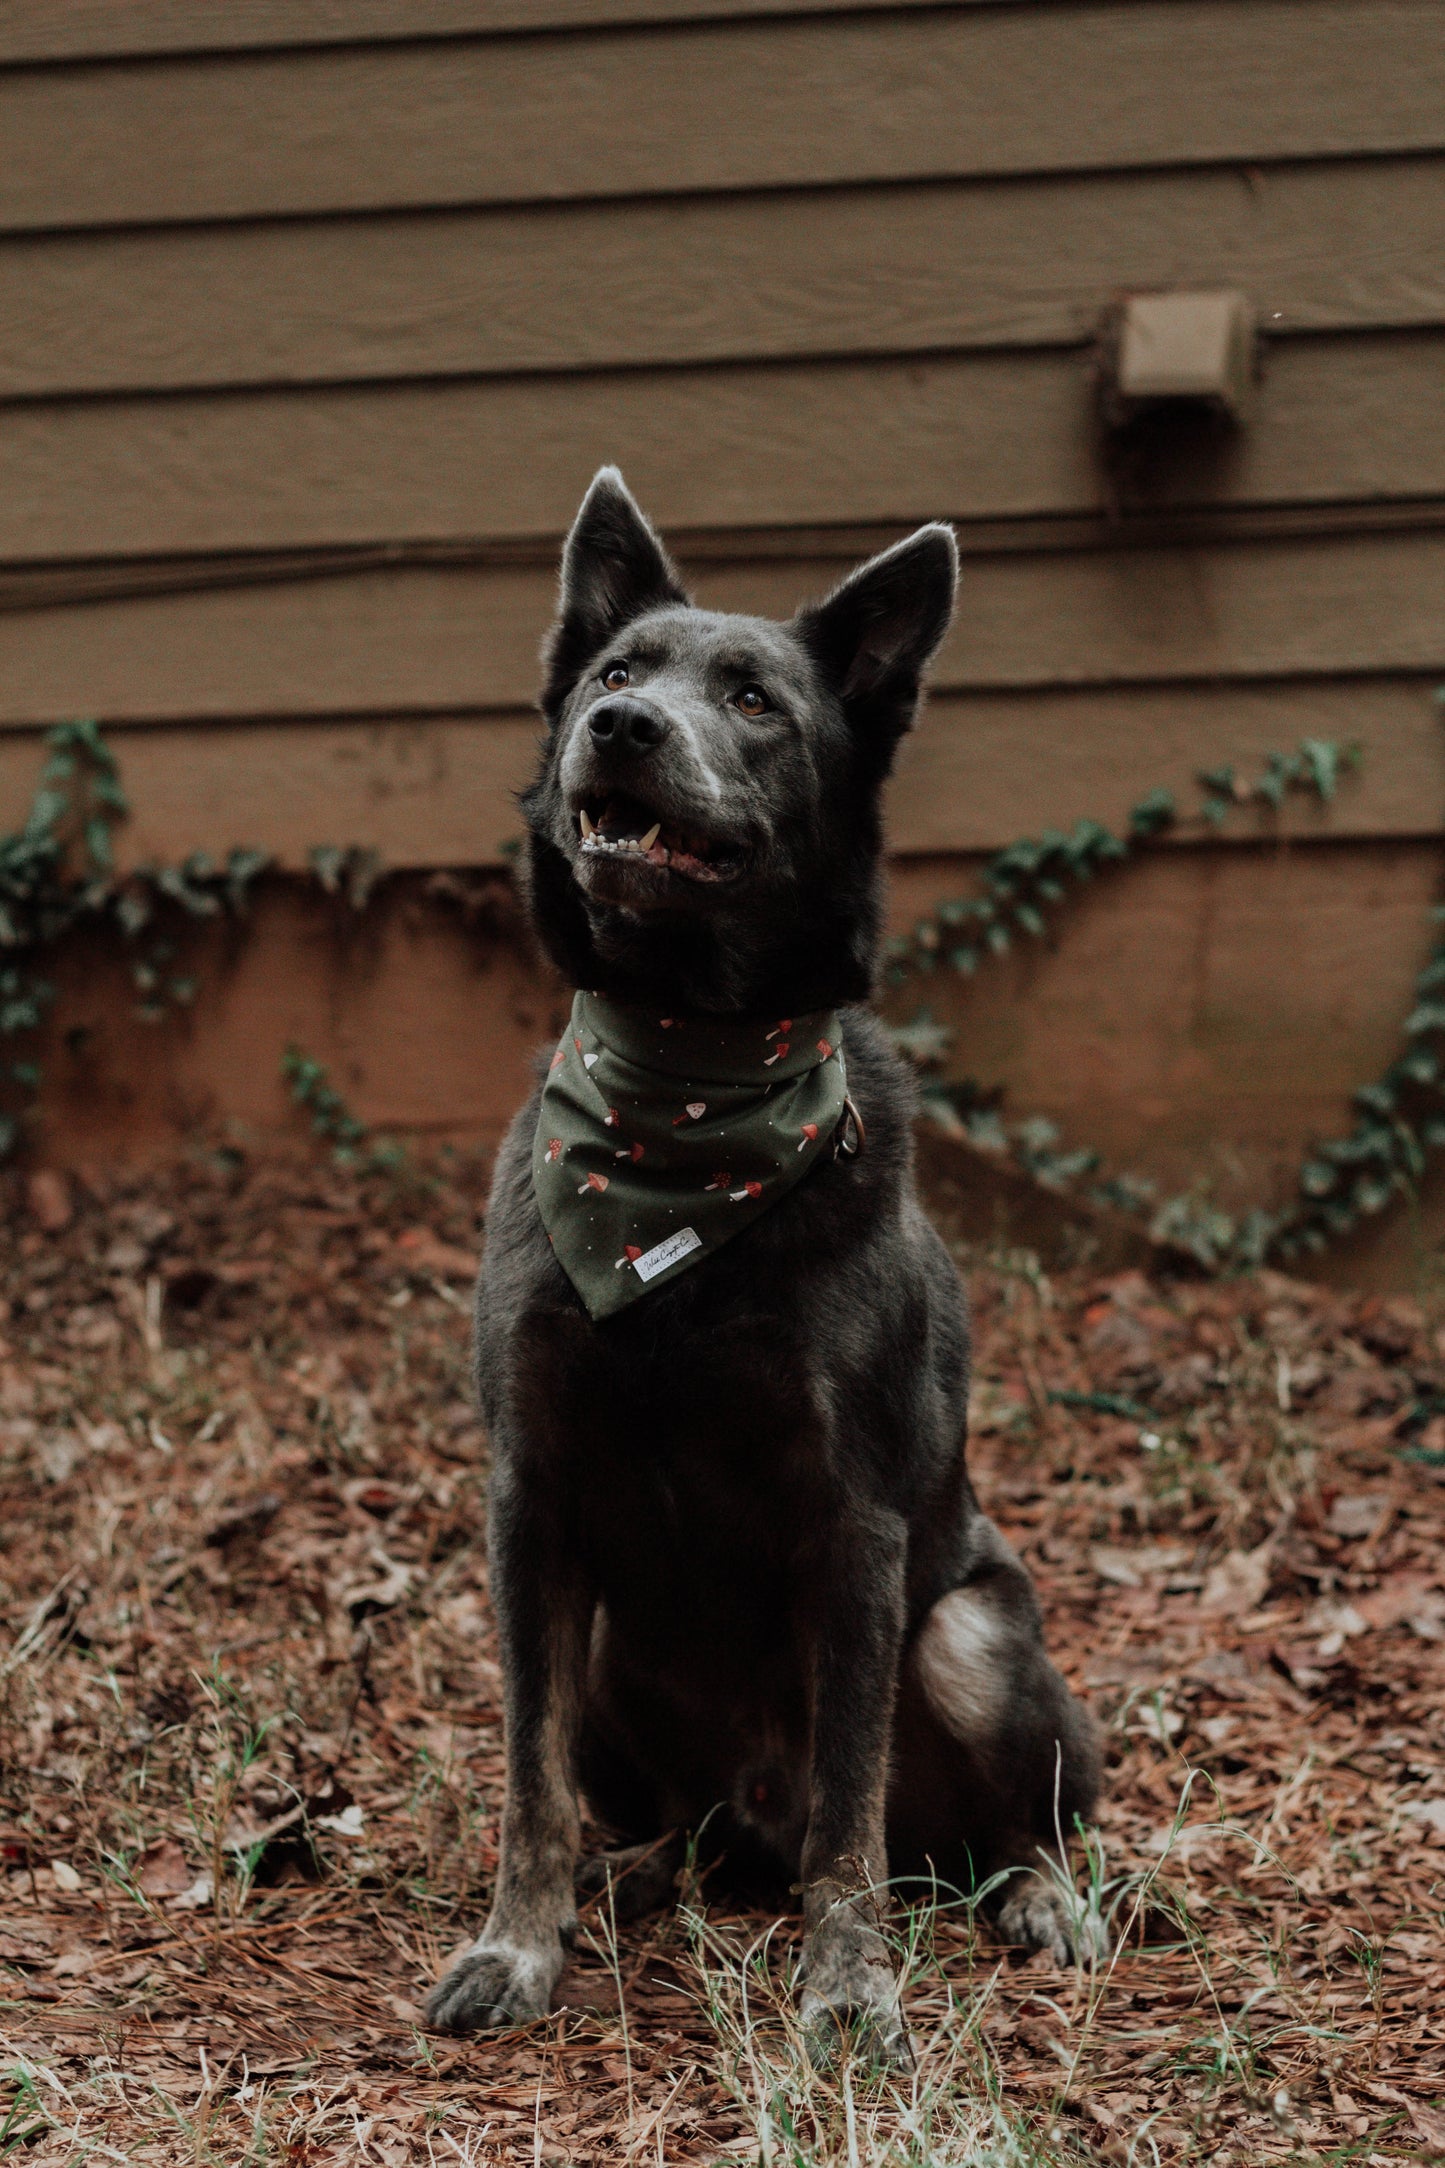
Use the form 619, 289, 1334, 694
797, 1504, 910, 2066
426, 1459, 592, 2034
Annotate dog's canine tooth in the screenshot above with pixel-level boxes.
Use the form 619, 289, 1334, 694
639, 822, 661, 852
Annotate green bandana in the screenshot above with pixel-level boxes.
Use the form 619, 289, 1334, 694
533, 992, 848, 1320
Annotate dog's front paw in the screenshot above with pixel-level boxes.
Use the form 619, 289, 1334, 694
425, 1938, 561, 2034
798, 1932, 911, 2070
997, 1873, 1110, 1969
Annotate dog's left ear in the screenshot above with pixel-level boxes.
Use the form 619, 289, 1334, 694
797, 524, 958, 717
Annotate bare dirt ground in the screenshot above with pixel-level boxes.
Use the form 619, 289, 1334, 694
1, 1141, 1443, 2165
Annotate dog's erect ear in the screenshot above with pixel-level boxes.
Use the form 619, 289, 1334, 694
542, 468, 690, 709
797, 524, 958, 711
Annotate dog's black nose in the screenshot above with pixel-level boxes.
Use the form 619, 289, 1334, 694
587, 695, 670, 756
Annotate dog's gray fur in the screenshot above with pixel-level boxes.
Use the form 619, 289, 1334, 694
426, 470, 1103, 2058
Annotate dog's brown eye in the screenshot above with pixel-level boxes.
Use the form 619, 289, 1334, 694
602, 661, 630, 691
734, 685, 769, 718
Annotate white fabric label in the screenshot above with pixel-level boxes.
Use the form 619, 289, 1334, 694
632, 1226, 703, 1282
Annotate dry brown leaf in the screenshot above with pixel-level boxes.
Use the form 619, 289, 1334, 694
51, 1947, 96, 1977
1355, 1572, 1445, 1638
1410, 2101, 1445, 2151
26, 1168, 72, 1232
135, 1839, 192, 1897
395, 1227, 478, 1280
1199, 1543, 1272, 1614
1325, 1493, 1389, 1539
1090, 1544, 1188, 1588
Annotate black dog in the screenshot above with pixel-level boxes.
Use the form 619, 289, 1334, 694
426, 470, 1102, 2057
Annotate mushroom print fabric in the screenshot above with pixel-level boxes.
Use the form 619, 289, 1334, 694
533, 992, 847, 1320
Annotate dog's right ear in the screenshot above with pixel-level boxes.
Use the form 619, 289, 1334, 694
541, 468, 690, 713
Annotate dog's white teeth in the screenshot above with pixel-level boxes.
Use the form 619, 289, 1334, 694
639, 823, 661, 852
580, 808, 595, 837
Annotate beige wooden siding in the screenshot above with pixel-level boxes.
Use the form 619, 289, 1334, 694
0, 682, 1437, 879
3, 339, 1443, 560
6, 163, 1444, 399
5, 534, 1445, 721
3, 4, 1443, 231
0, 0, 965, 67
1, 0, 1442, 876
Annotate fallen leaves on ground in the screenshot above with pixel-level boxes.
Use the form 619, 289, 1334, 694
0, 1151, 1442, 2162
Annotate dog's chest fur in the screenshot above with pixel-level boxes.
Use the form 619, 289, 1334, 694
477, 1012, 973, 1669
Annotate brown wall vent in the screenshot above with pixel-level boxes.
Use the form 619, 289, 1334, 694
1104, 289, 1258, 426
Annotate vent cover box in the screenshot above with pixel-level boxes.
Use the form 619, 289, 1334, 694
1113, 290, 1256, 419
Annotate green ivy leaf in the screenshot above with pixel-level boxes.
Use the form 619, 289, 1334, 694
83, 815, 114, 872
884, 1008, 955, 1067
1299, 738, 1340, 800
115, 889, 152, 936
1128, 789, 1177, 838
1398, 1047, 1440, 1085
309, 845, 345, 893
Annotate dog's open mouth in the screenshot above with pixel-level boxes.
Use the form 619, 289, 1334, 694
576, 794, 740, 883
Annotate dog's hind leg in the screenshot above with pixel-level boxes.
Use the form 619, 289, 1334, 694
894, 1522, 1106, 1964
576, 1832, 685, 1922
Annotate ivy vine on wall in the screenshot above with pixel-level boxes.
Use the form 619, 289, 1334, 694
2, 718, 1443, 1272
0, 723, 480, 1159
883, 727, 1445, 1268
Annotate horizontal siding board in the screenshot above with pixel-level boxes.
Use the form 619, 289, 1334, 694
2, 4, 1443, 232
891, 681, 1445, 851
1, 680, 1437, 867
0, 711, 540, 868
2, 336, 1443, 561
7, 160, 1445, 398
1, 530, 1443, 724
795, 531, 1445, 688
0, 0, 953, 65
